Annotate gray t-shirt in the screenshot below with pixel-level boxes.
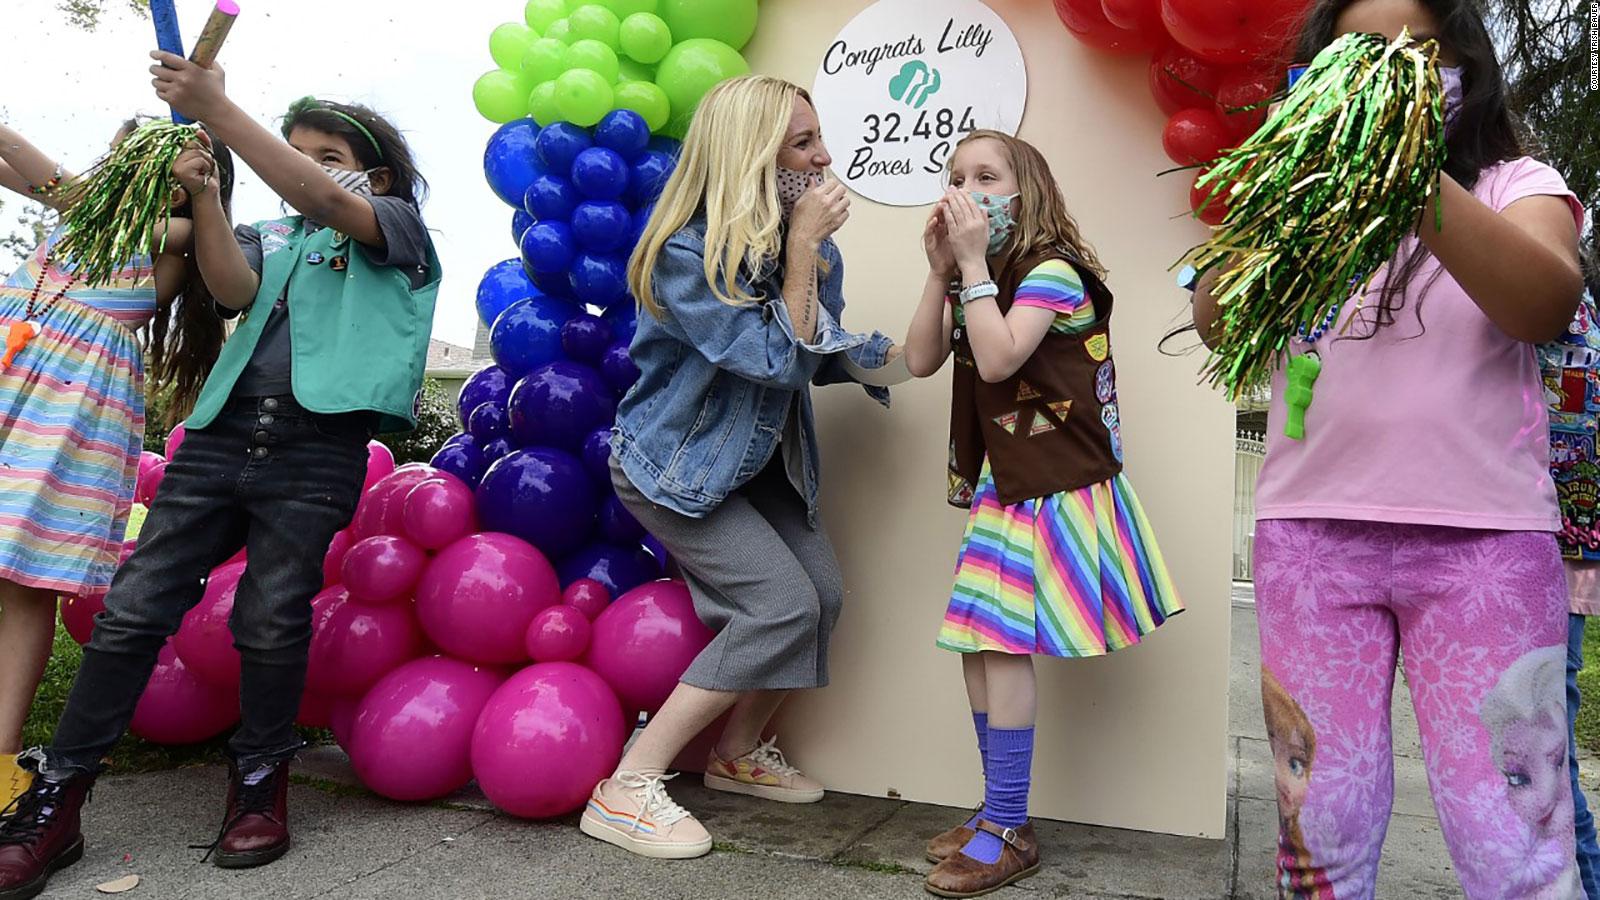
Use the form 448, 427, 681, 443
227, 195, 430, 398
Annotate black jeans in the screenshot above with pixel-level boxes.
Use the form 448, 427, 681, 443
43, 396, 370, 775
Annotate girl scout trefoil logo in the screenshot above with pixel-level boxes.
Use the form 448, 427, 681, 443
890, 60, 942, 108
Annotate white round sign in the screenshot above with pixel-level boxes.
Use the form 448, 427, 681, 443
811, 0, 1028, 207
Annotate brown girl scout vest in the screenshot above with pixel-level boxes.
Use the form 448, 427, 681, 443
948, 249, 1123, 508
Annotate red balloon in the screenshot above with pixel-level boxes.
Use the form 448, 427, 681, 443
562, 578, 611, 621
1053, 0, 1156, 54
59, 593, 105, 646
297, 691, 336, 730
1215, 66, 1277, 139
1160, 0, 1310, 65
1190, 167, 1233, 226
1149, 42, 1229, 115
1101, 0, 1165, 41
1162, 108, 1232, 165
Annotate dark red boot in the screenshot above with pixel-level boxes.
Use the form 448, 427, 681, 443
207, 760, 291, 869
0, 772, 93, 900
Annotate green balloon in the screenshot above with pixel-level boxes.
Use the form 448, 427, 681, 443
555, 68, 615, 127
490, 22, 538, 71
563, 0, 588, 11
545, 18, 573, 43
474, 70, 529, 124
658, 0, 757, 50
599, 0, 658, 16
566, 39, 621, 83
521, 38, 569, 86
524, 0, 565, 31
568, 5, 621, 49
529, 81, 562, 127
614, 80, 671, 133
619, 12, 672, 64
617, 57, 657, 83
655, 38, 750, 134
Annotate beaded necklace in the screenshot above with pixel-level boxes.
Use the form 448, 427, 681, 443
3, 251, 80, 370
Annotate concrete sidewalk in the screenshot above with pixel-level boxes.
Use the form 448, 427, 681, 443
33, 598, 1597, 899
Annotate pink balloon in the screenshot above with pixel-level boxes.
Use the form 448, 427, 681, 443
414, 533, 560, 664
134, 460, 167, 506
342, 535, 427, 606
363, 441, 397, 494
401, 477, 478, 551
59, 593, 105, 645
172, 559, 248, 688
470, 662, 627, 818
225, 546, 248, 567
562, 579, 611, 621
137, 450, 164, 482
130, 642, 238, 745
323, 529, 355, 588
348, 656, 503, 801
297, 691, 336, 729
586, 580, 713, 714
353, 464, 441, 539
118, 539, 137, 566
305, 589, 423, 697
164, 423, 187, 460
525, 606, 592, 663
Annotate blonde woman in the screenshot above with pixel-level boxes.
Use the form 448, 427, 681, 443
580, 75, 898, 859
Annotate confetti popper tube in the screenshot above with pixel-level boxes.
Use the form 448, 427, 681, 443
149, 0, 190, 123
188, 0, 238, 68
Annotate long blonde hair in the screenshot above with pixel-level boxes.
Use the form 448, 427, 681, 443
630, 75, 809, 317
949, 130, 1106, 283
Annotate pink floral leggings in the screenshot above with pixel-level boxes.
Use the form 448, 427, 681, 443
1254, 519, 1577, 900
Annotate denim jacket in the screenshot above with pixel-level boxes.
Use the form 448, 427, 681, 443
613, 221, 893, 525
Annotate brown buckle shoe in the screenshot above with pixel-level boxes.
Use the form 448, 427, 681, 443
924, 805, 981, 863
201, 761, 291, 869
924, 819, 1040, 898
0, 769, 94, 900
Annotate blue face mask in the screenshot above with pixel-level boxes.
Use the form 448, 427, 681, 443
969, 191, 1019, 255
1440, 66, 1464, 135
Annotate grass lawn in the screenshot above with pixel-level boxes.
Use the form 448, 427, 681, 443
1580, 616, 1600, 756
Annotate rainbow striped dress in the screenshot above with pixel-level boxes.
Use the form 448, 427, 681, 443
938, 259, 1183, 658
0, 228, 156, 595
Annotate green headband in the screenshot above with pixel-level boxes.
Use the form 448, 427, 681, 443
287, 96, 384, 162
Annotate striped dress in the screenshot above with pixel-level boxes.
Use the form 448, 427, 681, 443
0, 228, 156, 595
938, 259, 1183, 658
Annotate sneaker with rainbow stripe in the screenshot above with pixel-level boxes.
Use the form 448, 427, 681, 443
579, 771, 712, 860
703, 736, 824, 804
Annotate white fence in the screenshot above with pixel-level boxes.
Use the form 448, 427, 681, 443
1234, 431, 1267, 581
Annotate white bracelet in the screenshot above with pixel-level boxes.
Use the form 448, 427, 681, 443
959, 280, 999, 305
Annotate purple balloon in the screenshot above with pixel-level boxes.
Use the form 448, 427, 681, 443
560, 314, 613, 364
507, 362, 616, 452
349, 656, 504, 802
524, 174, 578, 222
535, 122, 593, 174
521, 221, 577, 275
593, 110, 651, 161
598, 494, 646, 545
600, 344, 640, 395
602, 304, 638, 345
476, 448, 597, 559
482, 436, 515, 462
458, 366, 511, 423
556, 543, 657, 597
431, 441, 488, 490
580, 428, 614, 483
570, 201, 632, 254
467, 403, 508, 442
568, 253, 629, 308
570, 147, 629, 201
490, 296, 577, 379
641, 535, 670, 574
628, 151, 675, 206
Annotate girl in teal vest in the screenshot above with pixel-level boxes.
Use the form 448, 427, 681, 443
0, 56, 439, 893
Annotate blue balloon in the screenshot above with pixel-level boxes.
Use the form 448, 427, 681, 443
535, 122, 592, 174
457, 365, 512, 424
490, 296, 578, 379
555, 543, 657, 596
476, 259, 538, 329
481, 436, 515, 462
580, 428, 614, 483
512, 210, 534, 245
431, 441, 488, 490
570, 147, 629, 201
507, 361, 616, 452
594, 110, 651, 161
521, 221, 577, 274
476, 448, 597, 559
628, 151, 675, 206
647, 136, 680, 156
601, 303, 638, 345
524, 174, 578, 222
570, 200, 632, 253
598, 494, 647, 544
569, 253, 629, 307
600, 343, 641, 395
483, 119, 545, 208
443, 431, 478, 450
561, 313, 613, 364
467, 402, 508, 441
641, 534, 670, 574
528, 265, 574, 300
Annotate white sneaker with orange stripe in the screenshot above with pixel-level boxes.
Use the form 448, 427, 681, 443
703, 736, 825, 804
579, 771, 712, 859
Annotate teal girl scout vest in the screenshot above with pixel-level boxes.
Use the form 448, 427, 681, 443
187, 215, 442, 434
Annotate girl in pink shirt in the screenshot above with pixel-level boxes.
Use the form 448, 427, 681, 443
1190, 1, 1587, 897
